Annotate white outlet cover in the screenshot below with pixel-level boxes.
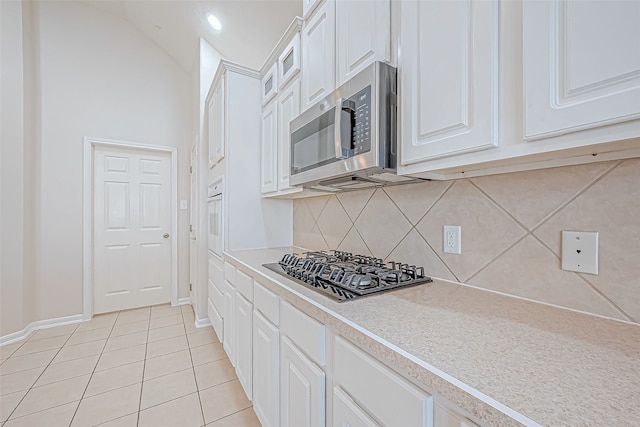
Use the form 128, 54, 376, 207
561, 231, 598, 275
443, 225, 461, 255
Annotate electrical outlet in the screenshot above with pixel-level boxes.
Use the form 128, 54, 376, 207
443, 225, 461, 254
561, 231, 598, 274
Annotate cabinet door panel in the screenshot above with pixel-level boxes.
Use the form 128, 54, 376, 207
262, 62, 278, 106
223, 281, 235, 364
280, 336, 325, 427
302, 0, 335, 110
336, 0, 390, 86
333, 386, 380, 427
235, 292, 253, 399
334, 336, 433, 426
400, 0, 498, 165
208, 75, 225, 167
253, 311, 280, 427
279, 34, 301, 90
207, 297, 223, 343
434, 402, 479, 427
277, 79, 301, 191
523, 0, 640, 140
261, 100, 278, 194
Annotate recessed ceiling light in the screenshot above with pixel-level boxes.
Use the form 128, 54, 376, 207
207, 14, 222, 31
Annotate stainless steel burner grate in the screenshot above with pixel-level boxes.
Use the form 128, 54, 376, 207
263, 250, 433, 302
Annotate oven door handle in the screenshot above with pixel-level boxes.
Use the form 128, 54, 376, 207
334, 98, 356, 159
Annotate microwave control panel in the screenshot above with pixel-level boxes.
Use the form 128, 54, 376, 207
347, 85, 371, 155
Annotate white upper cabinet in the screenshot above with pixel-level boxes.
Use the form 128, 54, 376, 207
260, 18, 305, 197
262, 62, 278, 106
301, 0, 336, 110
399, 0, 499, 166
336, 0, 391, 86
523, 0, 640, 141
260, 99, 278, 194
278, 34, 301, 89
277, 78, 301, 191
303, 0, 323, 20
207, 73, 225, 168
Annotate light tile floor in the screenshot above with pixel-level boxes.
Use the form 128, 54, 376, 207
0, 304, 261, 427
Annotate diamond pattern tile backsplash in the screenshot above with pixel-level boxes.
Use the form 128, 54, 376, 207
293, 158, 640, 324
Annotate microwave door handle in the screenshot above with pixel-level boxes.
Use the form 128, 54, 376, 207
334, 100, 345, 159
334, 99, 356, 159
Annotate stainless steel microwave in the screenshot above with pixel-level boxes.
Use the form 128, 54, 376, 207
289, 62, 417, 192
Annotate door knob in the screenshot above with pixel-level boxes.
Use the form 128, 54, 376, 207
190, 237, 196, 241
163, 233, 170, 239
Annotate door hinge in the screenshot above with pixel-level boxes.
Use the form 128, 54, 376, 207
190, 224, 193, 232
189, 166, 193, 173
189, 283, 192, 291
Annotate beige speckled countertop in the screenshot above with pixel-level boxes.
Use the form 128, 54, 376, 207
224, 247, 640, 427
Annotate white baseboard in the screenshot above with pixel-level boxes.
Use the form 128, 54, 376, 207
194, 317, 212, 329
175, 298, 191, 306
0, 314, 84, 346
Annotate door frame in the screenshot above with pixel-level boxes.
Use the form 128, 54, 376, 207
189, 135, 198, 305
83, 137, 178, 320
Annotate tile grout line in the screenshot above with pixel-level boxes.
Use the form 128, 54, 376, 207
3, 307, 243, 426
336, 188, 376, 224
413, 226, 461, 283
206, 404, 254, 426
136, 308, 152, 426
3, 322, 81, 423
575, 274, 635, 322
69, 310, 121, 426
462, 180, 532, 283
528, 160, 624, 234
184, 307, 208, 426
465, 162, 634, 320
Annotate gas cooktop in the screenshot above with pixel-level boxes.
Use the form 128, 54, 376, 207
263, 250, 432, 302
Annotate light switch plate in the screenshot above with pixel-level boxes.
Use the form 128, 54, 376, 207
180, 200, 188, 210
562, 231, 598, 274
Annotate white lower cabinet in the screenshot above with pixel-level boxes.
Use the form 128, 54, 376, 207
333, 386, 380, 427
434, 402, 479, 427
223, 279, 235, 365
280, 335, 326, 427
333, 335, 433, 426
235, 292, 253, 399
207, 254, 225, 341
253, 310, 280, 427
280, 301, 326, 427
224, 261, 481, 426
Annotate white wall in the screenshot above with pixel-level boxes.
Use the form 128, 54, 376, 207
1, 0, 26, 336
28, 1, 192, 322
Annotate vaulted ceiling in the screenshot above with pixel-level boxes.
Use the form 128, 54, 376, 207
80, 0, 302, 72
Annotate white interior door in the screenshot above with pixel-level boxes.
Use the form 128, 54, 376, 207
93, 145, 172, 313
190, 139, 198, 303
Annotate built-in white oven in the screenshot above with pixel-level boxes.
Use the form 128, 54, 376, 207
207, 179, 223, 258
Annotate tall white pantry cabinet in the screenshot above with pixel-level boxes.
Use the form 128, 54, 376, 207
204, 60, 292, 363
